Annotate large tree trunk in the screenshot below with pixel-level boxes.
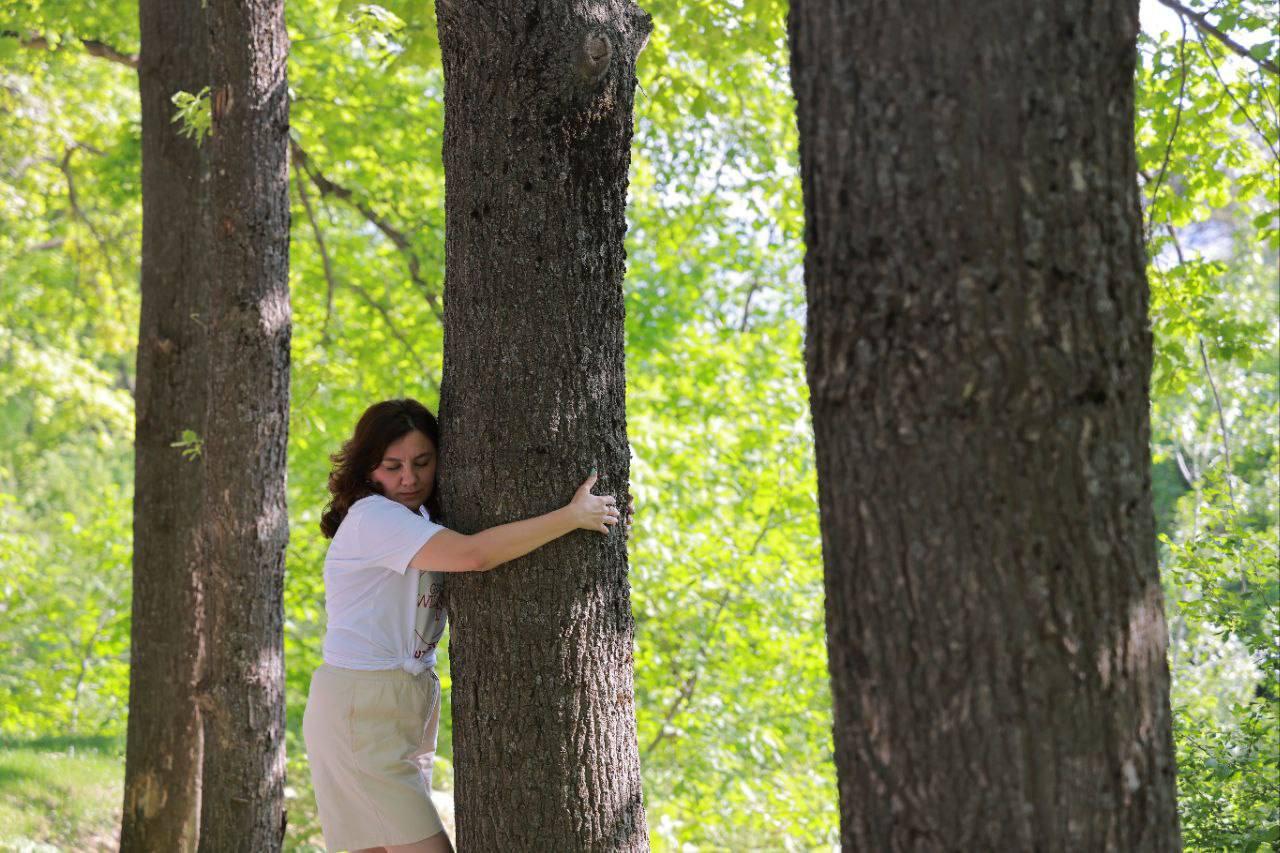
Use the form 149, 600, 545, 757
788, 1, 1181, 849
196, 0, 291, 848
121, 0, 211, 847
436, 2, 651, 849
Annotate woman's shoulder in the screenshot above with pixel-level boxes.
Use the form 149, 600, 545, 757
347, 494, 416, 519
330, 495, 404, 543
344, 495, 437, 538
327, 496, 410, 562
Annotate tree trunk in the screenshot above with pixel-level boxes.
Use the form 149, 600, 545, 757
788, 1, 1181, 849
196, 0, 291, 848
121, 0, 210, 847
436, 3, 651, 849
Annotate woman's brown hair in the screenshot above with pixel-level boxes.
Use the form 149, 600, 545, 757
320, 398, 444, 538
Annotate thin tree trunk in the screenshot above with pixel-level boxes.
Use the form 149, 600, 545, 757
121, 0, 211, 846
788, 1, 1181, 849
196, 0, 291, 847
436, 2, 651, 849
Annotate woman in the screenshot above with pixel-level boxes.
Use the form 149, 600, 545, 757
302, 398, 619, 853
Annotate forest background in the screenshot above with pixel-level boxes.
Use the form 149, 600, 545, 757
0, 0, 1275, 849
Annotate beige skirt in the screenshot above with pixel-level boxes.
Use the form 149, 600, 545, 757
302, 663, 445, 852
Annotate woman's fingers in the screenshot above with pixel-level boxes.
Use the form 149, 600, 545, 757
570, 472, 624, 535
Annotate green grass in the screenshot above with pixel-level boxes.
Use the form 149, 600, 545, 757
0, 729, 450, 851
0, 731, 329, 852
0, 735, 124, 851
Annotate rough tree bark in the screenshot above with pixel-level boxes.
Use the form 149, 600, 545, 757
436, 1, 652, 849
196, 0, 291, 848
788, 0, 1181, 849
121, 0, 210, 847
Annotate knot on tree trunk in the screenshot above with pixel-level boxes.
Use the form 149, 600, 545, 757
576, 30, 612, 83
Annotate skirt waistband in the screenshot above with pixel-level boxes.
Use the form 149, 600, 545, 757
317, 662, 436, 683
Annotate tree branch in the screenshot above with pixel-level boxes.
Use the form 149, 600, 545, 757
1163, 223, 1239, 515
1145, 19, 1190, 240
1191, 26, 1280, 161
1173, 445, 1198, 489
1154, 0, 1279, 77
350, 282, 440, 393
70, 602, 120, 734
738, 278, 760, 333
642, 592, 729, 761
290, 154, 439, 390
3, 30, 139, 69
643, 504, 779, 760
292, 157, 337, 342
9, 25, 449, 324
290, 138, 444, 321
57, 145, 121, 282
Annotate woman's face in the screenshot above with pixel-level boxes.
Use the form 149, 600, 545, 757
370, 429, 437, 511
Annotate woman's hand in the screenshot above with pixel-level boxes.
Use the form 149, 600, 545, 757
569, 471, 620, 534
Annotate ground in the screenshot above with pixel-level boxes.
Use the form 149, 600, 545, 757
0, 735, 456, 852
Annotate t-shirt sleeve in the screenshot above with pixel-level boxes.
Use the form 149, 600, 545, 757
354, 501, 445, 573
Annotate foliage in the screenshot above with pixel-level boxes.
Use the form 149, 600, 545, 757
170, 86, 211, 146
0, 0, 1275, 849
1138, 2, 1279, 847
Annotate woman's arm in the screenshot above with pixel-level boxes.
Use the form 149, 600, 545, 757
408, 472, 619, 573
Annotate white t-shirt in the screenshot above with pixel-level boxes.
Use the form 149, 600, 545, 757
321, 495, 448, 674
